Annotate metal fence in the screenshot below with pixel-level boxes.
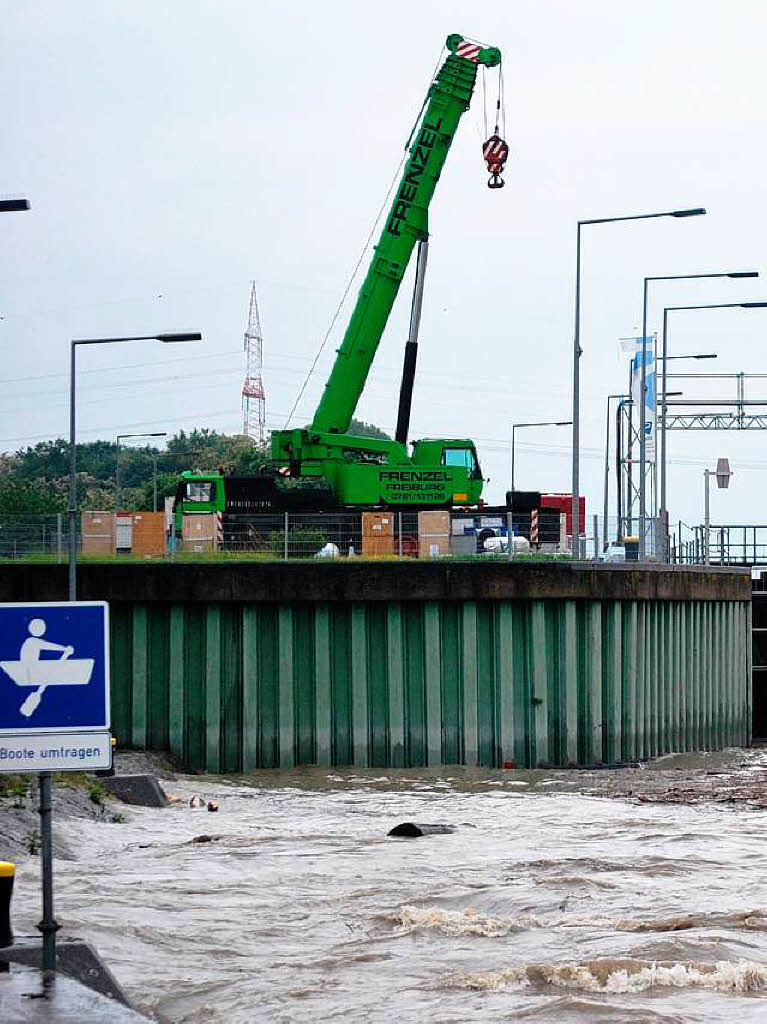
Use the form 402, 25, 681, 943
212, 510, 575, 559
673, 523, 767, 566
0, 510, 578, 561
0, 513, 69, 561
0, 510, 660, 562
218, 512, 660, 562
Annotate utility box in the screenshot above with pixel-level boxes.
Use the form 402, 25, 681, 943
114, 513, 133, 554
450, 516, 478, 554
362, 512, 394, 557
81, 512, 114, 555
182, 513, 216, 553
132, 512, 166, 557
450, 533, 478, 556
164, 495, 176, 533
418, 510, 450, 558
622, 535, 639, 562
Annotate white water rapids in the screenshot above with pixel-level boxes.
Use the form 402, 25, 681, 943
10, 751, 767, 1022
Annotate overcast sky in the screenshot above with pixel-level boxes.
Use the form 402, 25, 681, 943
3, 0, 767, 530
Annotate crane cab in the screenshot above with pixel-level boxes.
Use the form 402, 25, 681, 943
410, 438, 484, 505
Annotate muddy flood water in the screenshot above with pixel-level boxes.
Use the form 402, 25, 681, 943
11, 749, 767, 1022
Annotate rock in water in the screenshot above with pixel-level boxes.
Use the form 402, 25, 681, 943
387, 823, 456, 838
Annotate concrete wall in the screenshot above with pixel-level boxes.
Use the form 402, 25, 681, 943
752, 590, 767, 740
0, 563, 751, 771
0, 561, 751, 605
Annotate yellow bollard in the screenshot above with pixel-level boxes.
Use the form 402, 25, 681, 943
0, 861, 15, 948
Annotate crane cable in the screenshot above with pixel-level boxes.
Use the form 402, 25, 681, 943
283, 47, 446, 430
481, 65, 488, 139
482, 62, 504, 138
482, 58, 509, 188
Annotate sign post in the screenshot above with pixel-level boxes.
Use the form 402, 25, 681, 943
39, 771, 55, 971
0, 601, 111, 974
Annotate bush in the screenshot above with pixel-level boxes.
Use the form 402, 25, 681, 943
269, 527, 327, 558
0, 774, 30, 807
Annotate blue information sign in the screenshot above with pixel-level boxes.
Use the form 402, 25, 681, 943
0, 602, 110, 735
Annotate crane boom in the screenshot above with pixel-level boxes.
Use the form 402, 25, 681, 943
173, 35, 505, 521
310, 34, 500, 434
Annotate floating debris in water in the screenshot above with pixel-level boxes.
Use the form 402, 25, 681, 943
454, 957, 767, 993
387, 822, 456, 838
388, 905, 767, 937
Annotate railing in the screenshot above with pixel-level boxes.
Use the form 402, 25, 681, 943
197, 509, 573, 560
0, 510, 578, 561
672, 523, 767, 566
0, 513, 70, 561
0, 511, 682, 563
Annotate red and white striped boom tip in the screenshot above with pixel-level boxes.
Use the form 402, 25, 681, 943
456, 40, 481, 62
446, 32, 499, 67
446, 33, 501, 67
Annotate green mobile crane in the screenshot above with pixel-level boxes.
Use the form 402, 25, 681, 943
175, 33, 506, 520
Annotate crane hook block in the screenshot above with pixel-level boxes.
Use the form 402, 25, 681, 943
482, 134, 509, 189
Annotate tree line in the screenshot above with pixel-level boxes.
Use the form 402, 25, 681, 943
0, 419, 389, 514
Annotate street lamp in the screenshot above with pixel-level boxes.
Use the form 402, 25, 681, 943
638, 270, 758, 557
69, 332, 201, 599
150, 449, 210, 512
151, 455, 159, 513
511, 420, 571, 494
149, 449, 210, 512
656, 348, 716, 553
115, 432, 166, 512
603, 395, 626, 551
659, 301, 767, 545
665, 353, 717, 361
571, 207, 705, 555
0, 198, 29, 212
704, 458, 733, 565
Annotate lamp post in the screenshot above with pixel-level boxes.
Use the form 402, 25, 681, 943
511, 420, 571, 494
704, 458, 733, 564
659, 301, 767, 552
0, 198, 30, 212
638, 271, 757, 558
571, 208, 705, 558
603, 395, 625, 552
69, 333, 201, 599
115, 432, 166, 513
655, 349, 717, 561
149, 449, 207, 513
660, 348, 716, 531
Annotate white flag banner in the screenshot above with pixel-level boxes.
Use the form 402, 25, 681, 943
620, 336, 642, 353
631, 348, 656, 462
619, 335, 654, 354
